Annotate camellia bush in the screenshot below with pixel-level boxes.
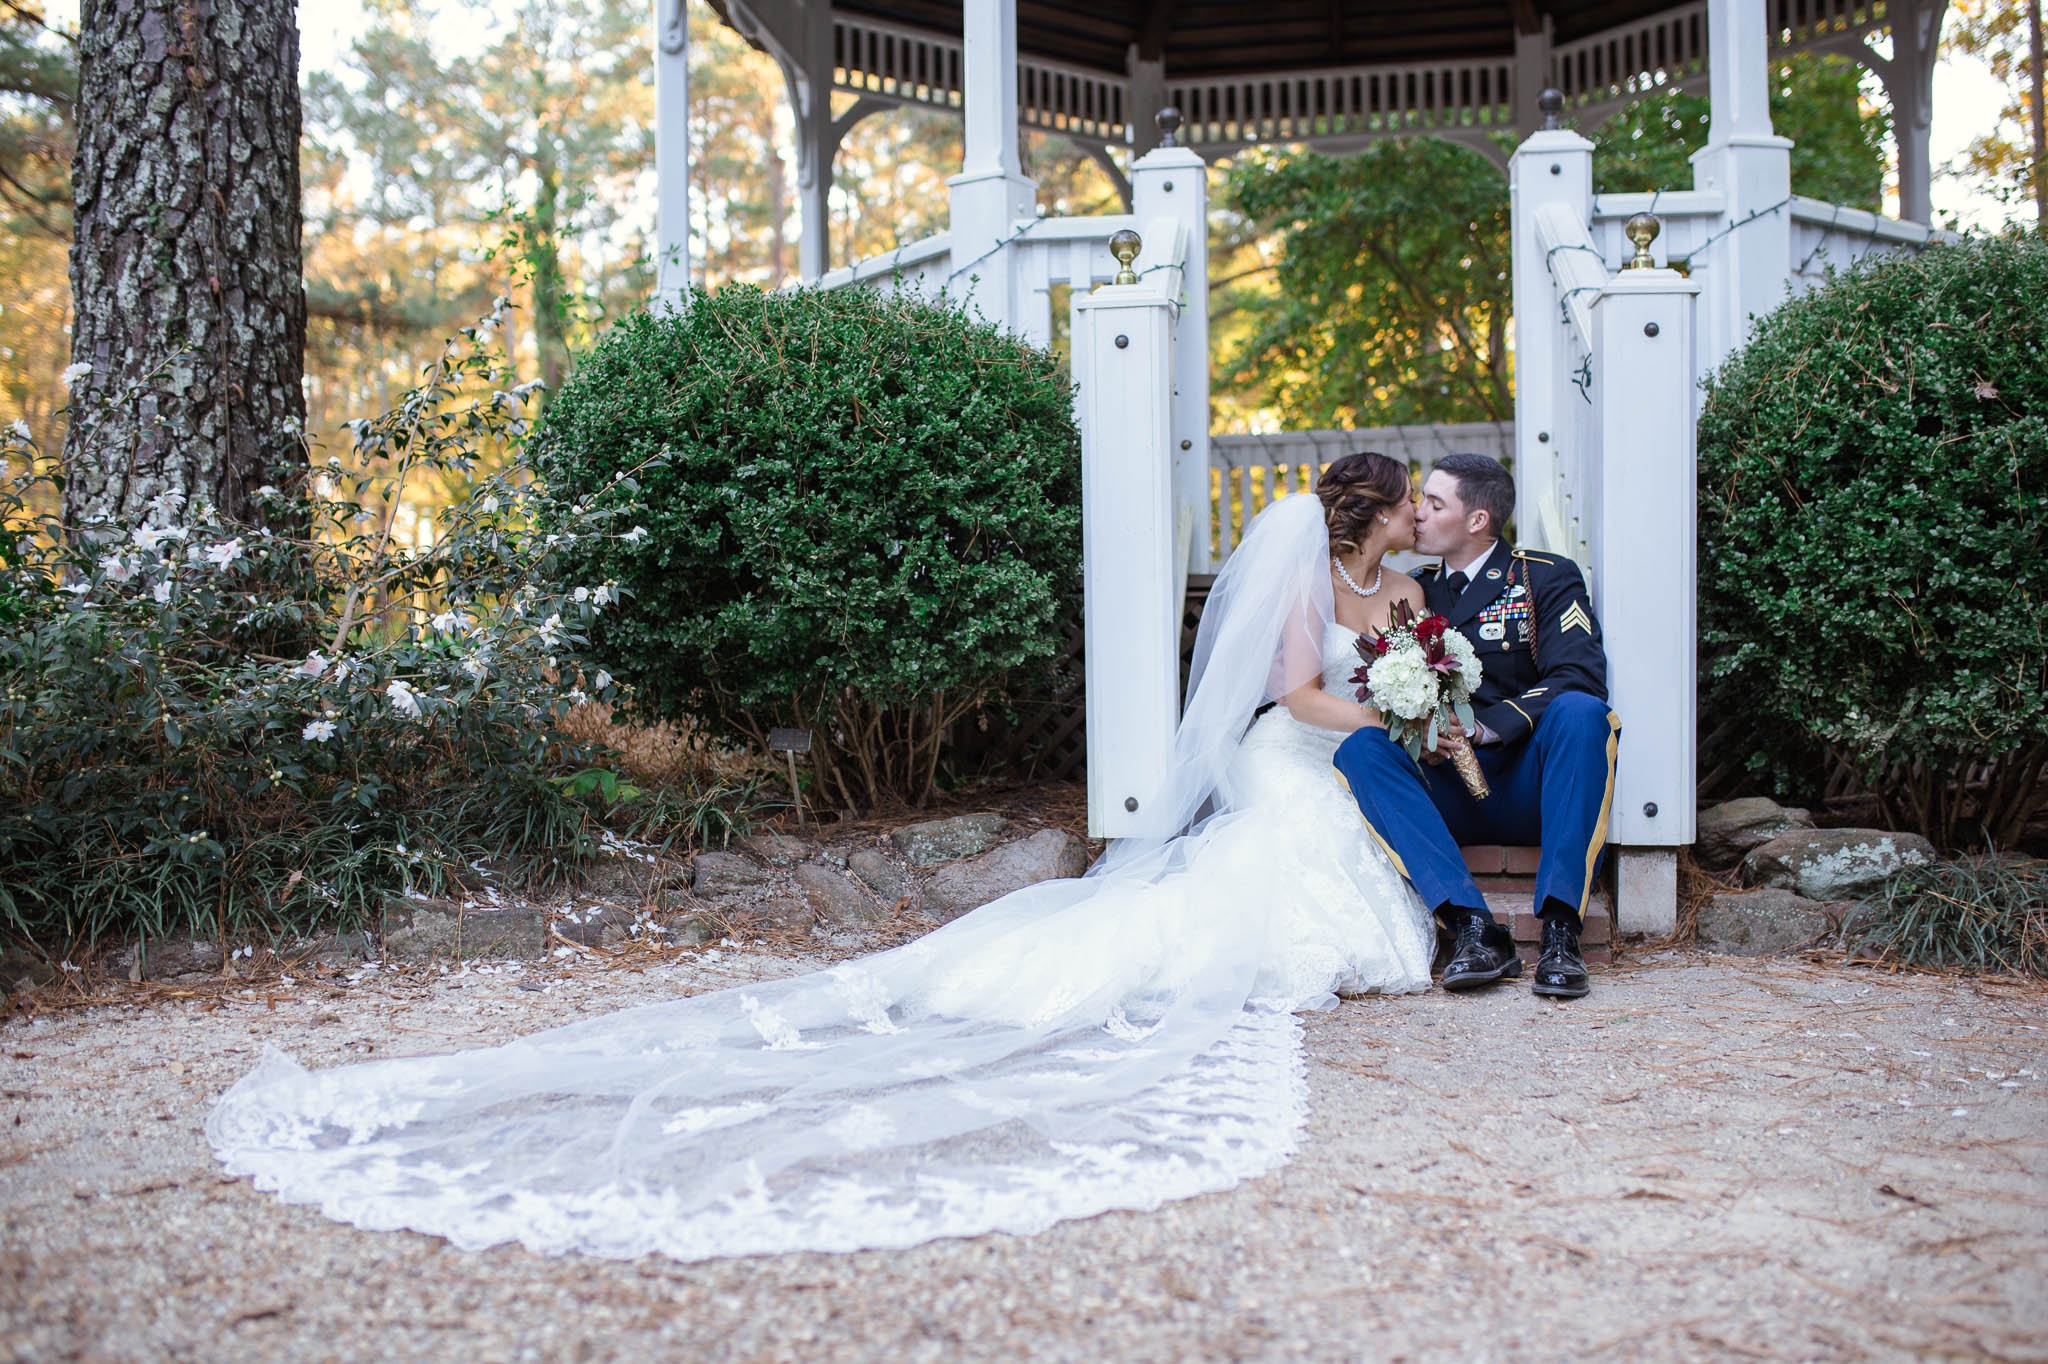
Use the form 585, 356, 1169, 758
0, 326, 639, 948
1697, 232, 2048, 849
531, 285, 1081, 809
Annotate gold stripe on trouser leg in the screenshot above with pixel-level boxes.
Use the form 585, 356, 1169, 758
1577, 711, 1622, 912
1332, 766, 1410, 878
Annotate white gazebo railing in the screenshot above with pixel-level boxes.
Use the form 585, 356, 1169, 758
1206, 423, 1514, 563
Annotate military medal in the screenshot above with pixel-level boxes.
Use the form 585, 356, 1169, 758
1479, 622, 1505, 641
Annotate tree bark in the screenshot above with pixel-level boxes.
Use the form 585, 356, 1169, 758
61, 0, 305, 529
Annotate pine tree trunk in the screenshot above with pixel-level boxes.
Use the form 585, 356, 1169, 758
61, 0, 306, 529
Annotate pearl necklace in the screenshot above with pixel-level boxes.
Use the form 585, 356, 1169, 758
1331, 554, 1384, 598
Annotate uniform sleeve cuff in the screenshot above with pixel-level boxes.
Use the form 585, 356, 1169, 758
1474, 702, 1531, 746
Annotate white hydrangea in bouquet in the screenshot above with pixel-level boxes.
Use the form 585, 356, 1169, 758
1350, 599, 1490, 799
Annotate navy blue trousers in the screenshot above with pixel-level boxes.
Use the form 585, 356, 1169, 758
1332, 692, 1620, 925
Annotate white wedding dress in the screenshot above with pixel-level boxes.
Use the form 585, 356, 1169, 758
208, 496, 1435, 1260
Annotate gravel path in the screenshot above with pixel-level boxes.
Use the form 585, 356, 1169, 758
4, 948, 2045, 1363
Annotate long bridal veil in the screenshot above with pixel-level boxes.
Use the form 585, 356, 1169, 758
207, 494, 1350, 1260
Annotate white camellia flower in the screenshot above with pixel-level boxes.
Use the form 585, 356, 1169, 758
572, 586, 590, 603
622, 526, 647, 543
538, 613, 564, 647
97, 553, 134, 583
566, 688, 588, 705
153, 580, 173, 604
592, 584, 615, 607
331, 660, 352, 686
1364, 648, 1436, 721
60, 580, 91, 596
386, 679, 422, 718
302, 718, 338, 743
204, 538, 243, 568
479, 494, 500, 515
298, 650, 328, 678
593, 670, 613, 691
1442, 630, 1481, 697
60, 361, 92, 389
7, 419, 30, 442
460, 655, 489, 681
430, 610, 465, 634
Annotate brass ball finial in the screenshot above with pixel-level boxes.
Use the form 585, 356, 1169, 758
1622, 212, 1662, 270
1109, 228, 1143, 285
1538, 88, 1564, 131
1155, 106, 1182, 148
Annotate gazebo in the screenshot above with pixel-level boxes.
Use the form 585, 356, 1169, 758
646, 0, 1951, 933
658, 0, 1948, 286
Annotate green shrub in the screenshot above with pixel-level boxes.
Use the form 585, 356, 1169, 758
1854, 855, 2048, 977
530, 285, 1081, 809
1697, 233, 2048, 849
0, 330, 637, 948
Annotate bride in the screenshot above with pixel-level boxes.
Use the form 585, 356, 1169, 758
208, 452, 1441, 1261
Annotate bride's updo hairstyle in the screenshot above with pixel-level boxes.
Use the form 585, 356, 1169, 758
1315, 451, 1410, 553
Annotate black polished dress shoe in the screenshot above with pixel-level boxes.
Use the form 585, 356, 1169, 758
1440, 916, 1521, 992
1532, 915, 1591, 998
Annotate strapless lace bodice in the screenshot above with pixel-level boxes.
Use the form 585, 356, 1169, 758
1320, 619, 1365, 700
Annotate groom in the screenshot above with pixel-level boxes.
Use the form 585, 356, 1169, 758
1333, 453, 1618, 1000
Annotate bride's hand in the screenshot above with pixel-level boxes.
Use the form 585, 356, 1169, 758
1422, 716, 1469, 765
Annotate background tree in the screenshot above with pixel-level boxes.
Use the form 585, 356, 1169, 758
62, 0, 306, 527
1588, 51, 1892, 208
1950, 0, 2048, 226
0, 4, 75, 446
1222, 138, 1514, 430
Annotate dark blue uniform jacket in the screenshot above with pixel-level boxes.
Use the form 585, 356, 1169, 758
1414, 540, 1609, 748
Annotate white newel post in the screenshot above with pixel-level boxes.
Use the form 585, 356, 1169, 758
1129, 114, 1211, 577
1508, 100, 1593, 552
1589, 265, 1700, 937
654, 0, 691, 310
1688, 0, 1793, 375
948, 0, 1036, 329
1074, 273, 1179, 840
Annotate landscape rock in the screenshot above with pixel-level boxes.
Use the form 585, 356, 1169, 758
922, 829, 1089, 923
848, 848, 914, 906
1696, 889, 1836, 955
690, 852, 774, 898
288, 931, 375, 967
381, 901, 547, 960
1741, 828, 1936, 901
1695, 797, 1814, 870
891, 813, 1011, 868
793, 865, 882, 925
741, 833, 818, 867
0, 945, 57, 992
574, 851, 668, 903
105, 938, 222, 982
550, 905, 638, 947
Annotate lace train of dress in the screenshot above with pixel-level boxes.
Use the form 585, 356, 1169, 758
209, 625, 1433, 1262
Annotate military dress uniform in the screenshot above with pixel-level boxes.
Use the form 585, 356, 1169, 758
1332, 539, 1621, 949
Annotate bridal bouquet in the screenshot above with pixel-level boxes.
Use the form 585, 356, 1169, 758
1351, 601, 1491, 799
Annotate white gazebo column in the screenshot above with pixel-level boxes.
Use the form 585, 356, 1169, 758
1688, 0, 1793, 374
1127, 47, 1166, 156
1507, 91, 1593, 549
1130, 108, 1211, 575
793, 0, 837, 281
1512, 14, 1554, 137
1589, 254, 1702, 937
947, 0, 1037, 328
654, 0, 691, 310
1868, 0, 1947, 225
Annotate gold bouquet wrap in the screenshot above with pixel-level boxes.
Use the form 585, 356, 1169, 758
1446, 735, 1491, 801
